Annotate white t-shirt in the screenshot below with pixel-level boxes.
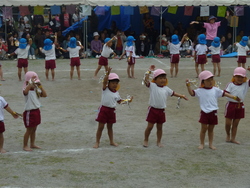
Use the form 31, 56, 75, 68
0, 96, 8, 121
169, 42, 181, 54
209, 45, 221, 55
125, 46, 136, 57
24, 90, 41, 111
101, 44, 114, 58
193, 87, 224, 113
148, 82, 174, 109
41, 44, 56, 60
101, 87, 121, 108
236, 43, 249, 56
67, 46, 81, 58
195, 44, 207, 55
225, 80, 250, 102
15, 45, 30, 59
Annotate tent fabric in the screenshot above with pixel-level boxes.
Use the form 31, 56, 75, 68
0, 0, 247, 6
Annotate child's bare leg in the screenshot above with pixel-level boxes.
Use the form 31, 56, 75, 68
144, 122, 154, 147
208, 124, 216, 150
195, 63, 199, 77
217, 63, 221, 76
45, 69, 49, 80
93, 123, 105, 148
242, 63, 246, 69
70, 66, 74, 80
170, 63, 174, 77
201, 64, 205, 71
225, 118, 232, 142
212, 63, 216, 76
23, 127, 33, 151
51, 69, 55, 81
199, 124, 208, 149
76, 66, 81, 80
24, 67, 28, 74
156, 123, 163, 147
174, 63, 178, 77
107, 123, 118, 147
237, 63, 241, 67
18, 68, 22, 81
94, 65, 102, 77
0, 133, 7, 153
0, 67, 5, 81
231, 119, 241, 144
131, 64, 135, 78
30, 127, 41, 149
127, 65, 132, 78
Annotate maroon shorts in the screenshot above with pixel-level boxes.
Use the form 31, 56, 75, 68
146, 106, 166, 124
170, 54, 180, 64
237, 56, 247, 63
0, 121, 5, 133
128, 57, 135, 65
98, 56, 108, 66
196, 54, 207, 64
17, 58, 28, 68
225, 102, 245, 119
199, 110, 218, 125
211, 54, 220, 63
23, 109, 41, 128
45, 60, 56, 69
95, 106, 116, 124
70, 57, 81, 67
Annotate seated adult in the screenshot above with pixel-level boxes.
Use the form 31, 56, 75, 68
135, 33, 150, 56
91, 32, 102, 58
180, 36, 193, 57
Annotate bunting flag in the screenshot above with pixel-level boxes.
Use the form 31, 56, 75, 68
94, 6, 106, 15
66, 5, 76, 14
151, 6, 160, 16
2, 6, 13, 20
200, 6, 209, 17
124, 6, 134, 15
217, 6, 227, 17
139, 6, 149, 14
34, 6, 44, 15
80, 5, 92, 16
184, 6, 193, 16
50, 5, 61, 15
168, 6, 178, 14
234, 6, 244, 16
111, 6, 120, 15
19, 6, 30, 16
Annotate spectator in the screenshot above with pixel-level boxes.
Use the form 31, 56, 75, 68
60, 6, 72, 31
136, 33, 150, 57
91, 32, 102, 58
221, 35, 232, 54
7, 34, 18, 57
17, 17, 26, 39
0, 38, 8, 60
113, 30, 126, 56
180, 35, 193, 57
236, 30, 244, 43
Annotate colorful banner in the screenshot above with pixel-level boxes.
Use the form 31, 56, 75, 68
200, 6, 209, 17
50, 5, 61, 15
151, 6, 160, 16
139, 6, 149, 14
2, 6, 13, 20
124, 6, 134, 15
217, 6, 227, 17
234, 6, 244, 16
168, 6, 178, 14
81, 5, 92, 16
111, 6, 120, 15
19, 6, 30, 16
34, 6, 44, 15
66, 5, 76, 14
184, 6, 193, 16
94, 6, 106, 15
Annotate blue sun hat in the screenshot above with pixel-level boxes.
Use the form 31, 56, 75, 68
239, 36, 248, 47
127, 36, 136, 47
104, 38, 111, 43
43, 39, 53, 50
211, 37, 220, 47
171, 34, 179, 45
19, 38, 27, 49
198, 34, 207, 45
69, 37, 77, 48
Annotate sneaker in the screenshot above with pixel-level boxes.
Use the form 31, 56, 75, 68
32, 55, 36, 59
29, 55, 32, 60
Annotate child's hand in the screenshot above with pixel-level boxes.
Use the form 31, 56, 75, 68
181, 95, 188, 100
234, 96, 241, 102
12, 112, 20, 119
128, 96, 133, 103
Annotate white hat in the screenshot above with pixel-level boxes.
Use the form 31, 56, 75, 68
93, 32, 99, 37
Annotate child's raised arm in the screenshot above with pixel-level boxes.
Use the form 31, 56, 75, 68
186, 79, 195, 96
103, 67, 112, 90
173, 92, 188, 100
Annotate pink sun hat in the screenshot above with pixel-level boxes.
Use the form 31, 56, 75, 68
233, 67, 246, 77
153, 69, 166, 79
198, 70, 214, 87
23, 71, 40, 89
108, 73, 119, 80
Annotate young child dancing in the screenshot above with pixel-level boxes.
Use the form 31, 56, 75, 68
94, 67, 132, 148
60, 37, 84, 80
0, 96, 19, 153
8, 38, 32, 81
186, 70, 240, 150
208, 37, 221, 77
39, 33, 58, 81
169, 34, 186, 78
143, 69, 188, 147
94, 37, 117, 78
235, 36, 249, 69
119, 36, 136, 78
23, 71, 47, 151
224, 67, 250, 144
194, 34, 208, 78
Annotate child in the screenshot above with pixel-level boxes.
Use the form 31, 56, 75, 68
39, 33, 58, 81
119, 36, 136, 78
23, 71, 47, 151
60, 37, 83, 80
186, 70, 240, 150
143, 69, 188, 147
8, 38, 32, 81
235, 36, 249, 69
224, 67, 250, 144
169, 34, 186, 78
94, 67, 132, 148
0, 96, 19, 153
208, 37, 221, 77
94, 37, 117, 78
194, 34, 208, 78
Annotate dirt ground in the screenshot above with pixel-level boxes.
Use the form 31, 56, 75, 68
0, 56, 250, 188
